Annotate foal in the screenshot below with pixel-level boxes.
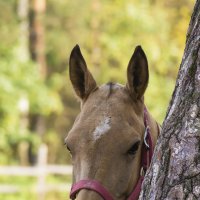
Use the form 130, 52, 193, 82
65, 45, 160, 200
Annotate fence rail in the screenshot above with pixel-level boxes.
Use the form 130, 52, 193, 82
0, 165, 72, 176
0, 144, 73, 200
0, 164, 72, 193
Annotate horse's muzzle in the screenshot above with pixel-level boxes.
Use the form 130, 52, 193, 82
75, 188, 104, 200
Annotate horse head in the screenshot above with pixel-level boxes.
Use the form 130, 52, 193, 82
65, 45, 160, 200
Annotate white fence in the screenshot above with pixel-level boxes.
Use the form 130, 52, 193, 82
0, 144, 73, 200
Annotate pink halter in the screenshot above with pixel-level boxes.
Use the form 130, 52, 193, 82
70, 107, 153, 200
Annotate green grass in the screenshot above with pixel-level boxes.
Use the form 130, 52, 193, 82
0, 192, 69, 200
0, 175, 72, 200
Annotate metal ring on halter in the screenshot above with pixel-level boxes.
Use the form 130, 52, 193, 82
144, 126, 150, 149
140, 167, 145, 177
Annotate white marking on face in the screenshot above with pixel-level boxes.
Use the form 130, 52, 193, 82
93, 117, 111, 140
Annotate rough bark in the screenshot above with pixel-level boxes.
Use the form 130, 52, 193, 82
140, 1, 200, 199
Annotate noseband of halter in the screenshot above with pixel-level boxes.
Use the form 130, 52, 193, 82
70, 107, 153, 200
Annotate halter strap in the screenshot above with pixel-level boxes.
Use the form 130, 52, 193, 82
127, 106, 153, 200
142, 107, 153, 171
69, 107, 154, 200
127, 176, 144, 200
70, 180, 113, 200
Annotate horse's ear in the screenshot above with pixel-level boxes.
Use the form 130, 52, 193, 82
69, 45, 97, 100
126, 46, 149, 100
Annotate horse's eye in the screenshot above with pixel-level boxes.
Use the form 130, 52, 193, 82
127, 141, 140, 155
64, 141, 71, 154
67, 145, 71, 153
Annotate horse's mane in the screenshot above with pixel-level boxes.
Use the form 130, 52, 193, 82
106, 82, 115, 98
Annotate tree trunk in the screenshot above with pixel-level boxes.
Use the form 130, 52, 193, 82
29, 0, 47, 79
17, 0, 30, 166
28, 0, 47, 165
140, 1, 200, 199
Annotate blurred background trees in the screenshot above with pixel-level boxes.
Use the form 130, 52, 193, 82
0, 0, 195, 166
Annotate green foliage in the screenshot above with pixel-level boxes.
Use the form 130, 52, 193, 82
0, 46, 62, 164
0, 0, 62, 163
